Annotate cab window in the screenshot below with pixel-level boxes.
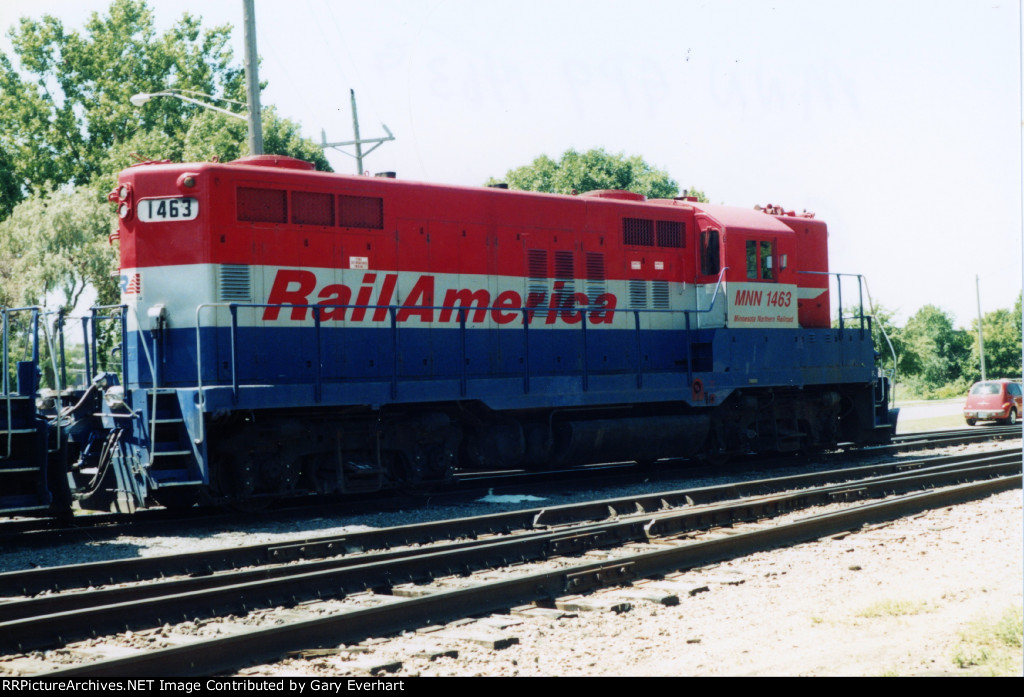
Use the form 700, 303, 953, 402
700, 229, 720, 276
745, 239, 776, 281
760, 241, 774, 279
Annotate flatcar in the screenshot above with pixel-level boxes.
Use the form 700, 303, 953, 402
0, 155, 896, 515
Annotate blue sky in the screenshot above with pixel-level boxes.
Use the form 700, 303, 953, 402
2, 0, 1021, 327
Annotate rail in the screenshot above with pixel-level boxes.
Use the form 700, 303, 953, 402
798, 270, 898, 408
861, 275, 899, 405
85, 305, 130, 386
797, 270, 870, 334
83, 304, 177, 458
1, 306, 70, 459
1, 307, 41, 459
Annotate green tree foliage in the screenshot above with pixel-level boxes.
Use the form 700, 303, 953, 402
488, 148, 684, 200
179, 107, 330, 170
1, 0, 331, 335
0, 146, 21, 220
0, 0, 243, 209
900, 305, 973, 396
842, 295, 1022, 398
1015, 292, 1023, 338
0, 186, 117, 312
0, 186, 118, 387
0, 0, 331, 215
680, 187, 710, 203
858, 302, 905, 378
968, 299, 1023, 381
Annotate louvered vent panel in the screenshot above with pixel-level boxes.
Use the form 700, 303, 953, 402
585, 252, 606, 305
652, 280, 670, 309
219, 265, 252, 302
554, 251, 574, 278
527, 249, 549, 317
554, 251, 575, 303
628, 279, 648, 308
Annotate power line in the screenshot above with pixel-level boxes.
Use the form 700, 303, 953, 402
320, 90, 395, 174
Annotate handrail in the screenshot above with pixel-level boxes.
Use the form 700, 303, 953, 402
192, 285, 736, 425
861, 276, 898, 405
797, 270, 867, 333
40, 310, 64, 455
88, 305, 130, 385
1, 306, 41, 459
705, 266, 730, 313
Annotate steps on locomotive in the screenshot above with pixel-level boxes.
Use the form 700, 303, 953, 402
144, 389, 202, 485
0, 394, 51, 513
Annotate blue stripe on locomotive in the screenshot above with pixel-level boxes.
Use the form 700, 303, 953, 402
123, 323, 876, 414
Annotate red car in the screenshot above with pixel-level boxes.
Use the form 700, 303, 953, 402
963, 379, 1023, 426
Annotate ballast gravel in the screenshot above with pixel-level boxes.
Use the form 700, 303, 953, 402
244, 487, 1021, 677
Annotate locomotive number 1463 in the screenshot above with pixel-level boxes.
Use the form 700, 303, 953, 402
138, 197, 199, 222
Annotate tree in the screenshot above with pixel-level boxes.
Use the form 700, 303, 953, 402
0, 186, 117, 313
1, 0, 333, 316
0, 0, 331, 216
0, 0, 243, 211
488, 148, 685, 200
900, 305, 973, 395
850, 302, 906, 379
179, 107, 331, 170
0, 186, 119, 387
968, 298, 1023, 381
0, 146, 22, 220
680, 187, 710, 203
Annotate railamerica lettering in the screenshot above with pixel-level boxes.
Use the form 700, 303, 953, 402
262, 269, 618, 324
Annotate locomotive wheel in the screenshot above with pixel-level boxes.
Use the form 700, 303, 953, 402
391, 451, 430, 495
697, 423, 732, 466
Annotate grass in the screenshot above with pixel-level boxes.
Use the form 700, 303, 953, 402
950, 607, 1024, 676
892, 395, 970, 434
856, 599, 932, 618
896, 412, 967, 434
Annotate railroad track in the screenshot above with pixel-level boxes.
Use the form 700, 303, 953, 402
1, 446, 1018, 677
889, 424, 1020, 448
1, 425, 1016, 547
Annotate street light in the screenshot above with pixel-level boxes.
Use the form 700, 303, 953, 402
129, 89, 248, 121
129, 88, 262, 154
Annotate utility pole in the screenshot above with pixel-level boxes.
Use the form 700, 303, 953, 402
976, 275, 987, 381
350, 89, 364, 174
242, 0, 264, 155
321, 90, 395, 174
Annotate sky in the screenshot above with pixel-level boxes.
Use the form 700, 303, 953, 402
1, 0, 1021, 328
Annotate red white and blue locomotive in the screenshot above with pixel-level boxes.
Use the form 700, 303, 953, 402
1, 155, 896, 515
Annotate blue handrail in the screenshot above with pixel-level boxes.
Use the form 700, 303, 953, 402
192, 274, 731, 411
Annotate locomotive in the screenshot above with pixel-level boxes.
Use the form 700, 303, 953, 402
1, 155, 896, 516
